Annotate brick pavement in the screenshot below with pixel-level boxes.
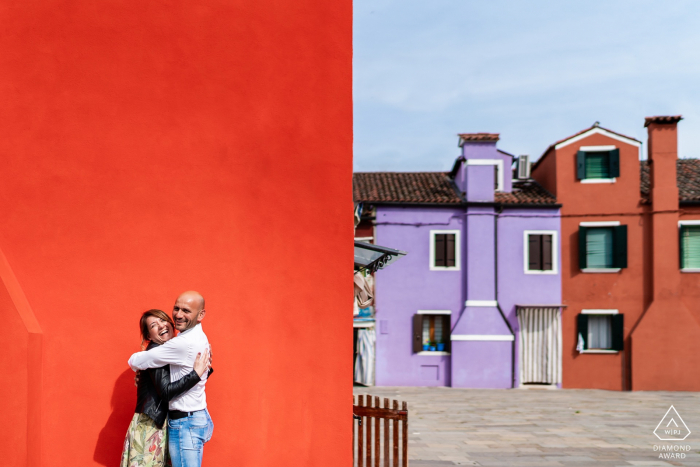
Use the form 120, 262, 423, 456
353, 386, 700, 467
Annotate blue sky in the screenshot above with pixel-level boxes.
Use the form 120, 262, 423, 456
353, 0, 700, 172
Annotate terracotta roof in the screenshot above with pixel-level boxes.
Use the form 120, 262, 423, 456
640, 159, 700, 203
353, 172, 461, 205
644, 115, 683, 127
353, 172, 557, 206
495, 181, 557, 205
458, 133, 500, 145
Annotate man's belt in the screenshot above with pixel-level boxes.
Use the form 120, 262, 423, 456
169, 409, 204, 420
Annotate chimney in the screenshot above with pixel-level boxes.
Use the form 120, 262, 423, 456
645, 115, 682, 300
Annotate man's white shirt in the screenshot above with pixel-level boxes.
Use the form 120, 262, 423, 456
128, 323, 210, 412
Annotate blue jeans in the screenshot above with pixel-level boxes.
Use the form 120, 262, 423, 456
168, 409, 214, 467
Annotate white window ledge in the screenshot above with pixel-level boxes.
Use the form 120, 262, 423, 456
581, 268, 621, 274
525, 269, 558, 275
580, 178, 616, 184
579, 349, 619, 354
417, 351, 450, 356
681, 268, 700, 273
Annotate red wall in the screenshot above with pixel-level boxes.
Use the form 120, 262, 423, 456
0, 2, 352, 466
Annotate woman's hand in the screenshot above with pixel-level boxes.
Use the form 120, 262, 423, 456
193, 348, 212, 378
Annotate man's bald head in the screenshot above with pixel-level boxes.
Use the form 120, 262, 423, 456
172, 291, 206, 332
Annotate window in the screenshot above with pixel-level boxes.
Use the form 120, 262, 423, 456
579, 223, 627, 271
412, 312, 451, 353
525, 230, 558, 274
577, 311, 624, 352
680, 222, 700, 271
430, 230, 460, 270
576, 146, 620, 181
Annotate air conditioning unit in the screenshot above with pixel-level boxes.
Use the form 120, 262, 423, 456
517, 155, 530, 179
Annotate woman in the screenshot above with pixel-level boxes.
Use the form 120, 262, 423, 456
120, 309, 211, 467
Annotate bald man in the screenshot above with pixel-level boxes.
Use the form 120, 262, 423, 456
128, 291, 214, 467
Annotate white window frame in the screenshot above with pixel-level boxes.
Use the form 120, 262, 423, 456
429, 229, 461, 271
580, 221, 622, 273
523, 230, 558, 275
578, 145, 617, 184
466, 159, 505, 192
679, 220, 700, 272
580, 309, 619, 354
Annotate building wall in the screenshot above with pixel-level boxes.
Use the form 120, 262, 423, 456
374, 206, 463, 387
496, 207, 562, 386
549, 132, 643, 390
0, 2, 352, 466
373, 204, 561, 388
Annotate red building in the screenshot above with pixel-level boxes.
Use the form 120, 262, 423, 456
532, 116, 700, 391
0, 2, 352, 466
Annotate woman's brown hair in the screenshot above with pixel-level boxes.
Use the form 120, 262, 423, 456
139, 309, 175, 348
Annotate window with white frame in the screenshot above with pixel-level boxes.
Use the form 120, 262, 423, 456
524, 230, 558, 274
577, 310, 624, 352
576, 146, 620, 182
430, 230, 460, 270
412, 311, 451, 354
578, 222, 627, 272
679, 221, 700, 271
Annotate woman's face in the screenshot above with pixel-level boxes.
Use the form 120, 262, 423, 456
146, 316, 174, 345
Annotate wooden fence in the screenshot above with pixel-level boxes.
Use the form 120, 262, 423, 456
353, 395, 408, 467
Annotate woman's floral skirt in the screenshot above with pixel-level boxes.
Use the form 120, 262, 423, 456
120, 413, 170, 467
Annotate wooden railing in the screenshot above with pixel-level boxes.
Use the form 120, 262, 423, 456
353, 395, 408, 467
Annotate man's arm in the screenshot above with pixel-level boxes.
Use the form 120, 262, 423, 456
128, 337, 189, 371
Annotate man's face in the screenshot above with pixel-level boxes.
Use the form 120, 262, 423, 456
172, 295, 204, 332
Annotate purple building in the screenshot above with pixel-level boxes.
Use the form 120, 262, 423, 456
353, 133, 563, 388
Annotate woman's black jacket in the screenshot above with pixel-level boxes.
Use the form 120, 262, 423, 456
134, 342, 203, 429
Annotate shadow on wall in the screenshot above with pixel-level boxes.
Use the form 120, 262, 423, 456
94, 368, 137, 466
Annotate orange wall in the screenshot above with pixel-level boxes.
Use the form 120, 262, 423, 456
553, 133, 643, 390
0, 2, 352, 467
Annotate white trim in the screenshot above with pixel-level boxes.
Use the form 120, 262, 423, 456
465, 159, 504, 191
579, 221, 620, 227
580, 349, 619, 354
679, 220, 700, 226
681, 268, 700, 273
554, 127, 641, 149
417, 351, 450, 356
581, 309, 619, 315
580, 178, 616, 184
465, 300, 497, 307
581, 268, 621, 273
579, 145, 616, 152
354, 236, 373, 241
523, 230, 558, 275
451, 334, 514, 341
429, 229, 461, 271
417, 310, 452, 315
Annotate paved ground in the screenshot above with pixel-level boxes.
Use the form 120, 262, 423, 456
353, 386, 700, 467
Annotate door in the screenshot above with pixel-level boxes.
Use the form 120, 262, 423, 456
517, 307, 562, 385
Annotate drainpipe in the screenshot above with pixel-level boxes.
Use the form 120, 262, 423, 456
494, 205, 516, 388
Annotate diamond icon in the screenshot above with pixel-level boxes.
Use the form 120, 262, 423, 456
654, 405, 691, 441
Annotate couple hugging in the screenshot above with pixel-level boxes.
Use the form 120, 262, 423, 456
121, 291, 215, 467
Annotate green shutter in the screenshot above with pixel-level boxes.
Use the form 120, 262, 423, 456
585, 152, 611, 179
576, 151, 586, 180
609, 148, 620, 178
611, 314, 624, 351
578, 227, 588, 269
614, 225, 628, 268
577, 314, 589, 350
681, 226, 700, 269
